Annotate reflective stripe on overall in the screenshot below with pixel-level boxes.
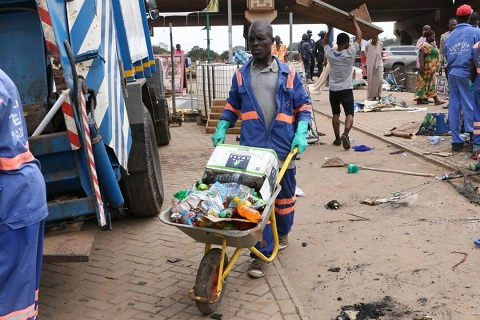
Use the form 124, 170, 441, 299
473, 42, 480, 146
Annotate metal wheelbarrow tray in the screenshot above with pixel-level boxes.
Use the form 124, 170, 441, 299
159, 183, 281, 248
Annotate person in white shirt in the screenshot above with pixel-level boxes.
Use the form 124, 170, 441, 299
323, 13, 362, 150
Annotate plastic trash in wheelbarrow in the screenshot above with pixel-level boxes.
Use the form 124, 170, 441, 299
159, 184, 281, 248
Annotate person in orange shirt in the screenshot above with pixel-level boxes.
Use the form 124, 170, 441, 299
271, 35, 288, 62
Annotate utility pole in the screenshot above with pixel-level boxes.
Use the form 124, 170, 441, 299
206, 13, 211, 63
228, 0, 233, 63
289, 12, 293, 61
169, 22, 176, 114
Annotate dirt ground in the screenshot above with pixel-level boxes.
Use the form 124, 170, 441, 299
274, 87, 480, 320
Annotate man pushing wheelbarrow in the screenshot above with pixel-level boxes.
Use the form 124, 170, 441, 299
212, 19, 312, 278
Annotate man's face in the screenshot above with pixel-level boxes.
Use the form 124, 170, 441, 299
449, 20, 457, 31
275, 36, 281, 45
371, 36, 378, 45
248, 25, 273, 61
308, 32, 312, 39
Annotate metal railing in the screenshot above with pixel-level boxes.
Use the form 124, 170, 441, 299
196, 63, 239, 120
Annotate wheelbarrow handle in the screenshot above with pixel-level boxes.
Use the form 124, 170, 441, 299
277, 147, 297, 184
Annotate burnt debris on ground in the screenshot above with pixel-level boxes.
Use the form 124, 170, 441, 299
334, 296, 409, 320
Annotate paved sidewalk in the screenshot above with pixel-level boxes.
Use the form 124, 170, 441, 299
39, 123, 307, 320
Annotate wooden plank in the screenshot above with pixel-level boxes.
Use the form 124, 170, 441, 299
287, 0, 383, 40
350, 4, 371, 23
43, 230, 97, 263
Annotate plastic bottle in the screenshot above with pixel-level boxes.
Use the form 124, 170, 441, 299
469, 162, 480, 171
202, 172, 244, 184
232, 196, 252, 207
237, 205, 262, 222
173, 189, 191, 201
219, 208, 234, 218
197, 217, 212, 228
429, 136, 441, 145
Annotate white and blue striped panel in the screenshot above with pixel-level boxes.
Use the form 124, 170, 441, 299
66, 0, 131, 170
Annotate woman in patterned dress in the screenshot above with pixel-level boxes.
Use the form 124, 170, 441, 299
414, 30, 446, 105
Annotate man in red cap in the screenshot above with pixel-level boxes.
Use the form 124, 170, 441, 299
445, 4, 480, 152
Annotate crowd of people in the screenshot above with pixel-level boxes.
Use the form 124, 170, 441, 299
214, 3, 480, 277
270, 3, 480, 160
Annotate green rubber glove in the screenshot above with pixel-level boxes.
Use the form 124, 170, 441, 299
470, 81, 475, 92
291, 121, 309, 154
212, 120, 230, 147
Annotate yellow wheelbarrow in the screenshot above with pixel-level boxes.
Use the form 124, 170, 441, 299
159, 148, 297, 314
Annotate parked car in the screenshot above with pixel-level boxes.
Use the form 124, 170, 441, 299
382, 45, 418, 71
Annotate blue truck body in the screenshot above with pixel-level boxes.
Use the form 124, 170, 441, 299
0, 0, 169, 235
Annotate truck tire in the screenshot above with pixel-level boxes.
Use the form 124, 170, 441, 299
155, 99, 171, 146
156, 120, 171, 146
124, 106, 164, 217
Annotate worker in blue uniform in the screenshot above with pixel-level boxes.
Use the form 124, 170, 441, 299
445, 4, 480, 151
212, 20, 312, 278
470, 41, 480, 159
0, 69, 48, 320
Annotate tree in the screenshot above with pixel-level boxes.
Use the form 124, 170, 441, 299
152, 42, 169, 54
382, 37, 400, 47
219, 50, 229, 61
187, 45, 220, 62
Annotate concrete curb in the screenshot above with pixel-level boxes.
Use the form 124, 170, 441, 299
273, 258, 309, 320
312, 106, 479, 181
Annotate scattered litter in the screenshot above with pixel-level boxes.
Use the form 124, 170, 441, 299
352, 145, 374, 152
322, 157, 435, 177
345, 212, 369, 220
389, 149, 405, 155
428, 136, 443, 145
451, 251, 468, 270
167, 258, 182, 264
361, 198, 391, 206
295, 186, 305, 197
137, 281, 147, 286
474, 238, 480, 247
336, 296, 397, 320
354, 102, 364, 113
385, 121, 422, 139
302, 242, 307, 247
422, 151, 452, 157
347, 164, 359, 173
447, 176, 480, 205
325, 200, 340, 210
211, 313, 223, 320
413, 315, 435, 320
328, 267, 341, 272
408, 107, 428, 112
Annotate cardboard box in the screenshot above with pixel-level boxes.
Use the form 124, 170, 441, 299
205, 144, 278, 201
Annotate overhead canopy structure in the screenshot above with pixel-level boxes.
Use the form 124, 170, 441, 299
153, 0, 473, 27
153, 0, 478, 44
286, 1, 383, 40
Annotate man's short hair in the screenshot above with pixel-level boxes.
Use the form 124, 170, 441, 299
249, 20, 273, 39
336, 33, 350, 46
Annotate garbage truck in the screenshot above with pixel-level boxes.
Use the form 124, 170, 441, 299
0, 0, 170, 253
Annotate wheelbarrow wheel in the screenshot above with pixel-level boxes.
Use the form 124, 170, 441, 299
194, 248, 228, 314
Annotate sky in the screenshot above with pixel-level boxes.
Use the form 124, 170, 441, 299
151, 22, 396, 53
